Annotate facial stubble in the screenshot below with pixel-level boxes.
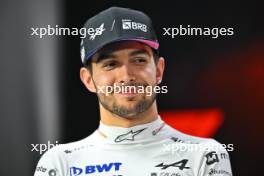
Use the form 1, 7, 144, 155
95, 83, 157, 118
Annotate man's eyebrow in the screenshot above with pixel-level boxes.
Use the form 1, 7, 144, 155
129, 49, 150, 57
94, 49, 150, 63
94, 51, 116, 63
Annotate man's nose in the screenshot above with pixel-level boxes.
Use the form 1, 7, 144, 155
117, 65, 136, 84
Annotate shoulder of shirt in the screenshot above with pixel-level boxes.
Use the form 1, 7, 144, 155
165, 124, 225, 147
40, 131, 97, 158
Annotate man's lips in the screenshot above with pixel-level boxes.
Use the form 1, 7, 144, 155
100, 83, 148, 96
115, 87, 140, 97
117, 91, 139, 97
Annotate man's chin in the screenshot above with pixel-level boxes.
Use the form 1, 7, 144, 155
98, 94, 155, 118
117, 111, 140, 119
114, 102, 138, 112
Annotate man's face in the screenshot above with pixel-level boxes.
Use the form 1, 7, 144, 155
81, 41, 164, 118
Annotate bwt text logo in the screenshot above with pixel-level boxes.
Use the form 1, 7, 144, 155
31, 141, 59, 154
122, 19, 147, 32
89, 23, 105, 40
70, 162, 122, 176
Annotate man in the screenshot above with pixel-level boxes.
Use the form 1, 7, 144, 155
34, 7, 233, 176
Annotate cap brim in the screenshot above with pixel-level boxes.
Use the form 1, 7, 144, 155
85, 38, 159, 61
126, 39, 159, 50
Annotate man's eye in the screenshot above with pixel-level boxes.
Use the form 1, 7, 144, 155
103, 62, 116, 69
134, 58, 147, 63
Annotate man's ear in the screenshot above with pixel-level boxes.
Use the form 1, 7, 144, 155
156, 57, 165, 84
80, 67, 96, 93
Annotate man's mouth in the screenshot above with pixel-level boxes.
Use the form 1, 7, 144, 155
99, 83, 149, 97
117, 86, 140, 97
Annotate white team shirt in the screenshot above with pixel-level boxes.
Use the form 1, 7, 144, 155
34, 116, 233, 176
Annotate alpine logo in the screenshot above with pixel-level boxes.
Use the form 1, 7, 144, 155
89, 23, 105, 40
114, 128, 147, 143
122, 19, 147, 32
70, 162, 122, 176
155, 159, 190, 170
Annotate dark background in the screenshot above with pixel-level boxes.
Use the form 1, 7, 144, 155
0, 0, 263, 175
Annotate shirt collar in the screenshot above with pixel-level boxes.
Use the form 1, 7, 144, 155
97, 116, 166, 144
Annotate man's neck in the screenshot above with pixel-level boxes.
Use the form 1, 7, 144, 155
99, 102, 158, 128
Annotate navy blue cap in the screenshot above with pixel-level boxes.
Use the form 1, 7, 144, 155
80, 7, 159, 65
